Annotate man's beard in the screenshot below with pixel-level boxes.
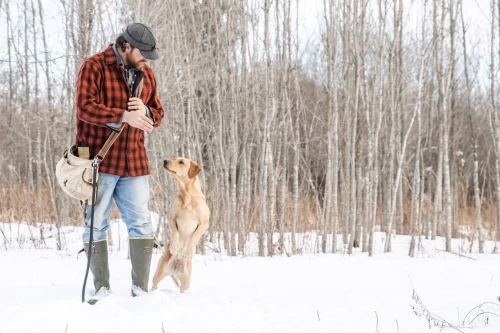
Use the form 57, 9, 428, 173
134, 60, 146, 70
125, 52, 146, 69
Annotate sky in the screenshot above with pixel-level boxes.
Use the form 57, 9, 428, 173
0, 0, 496, 90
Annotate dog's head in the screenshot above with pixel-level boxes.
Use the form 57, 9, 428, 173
163, 158, 202, 181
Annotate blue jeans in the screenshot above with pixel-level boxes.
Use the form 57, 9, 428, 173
83, 173, 153, 242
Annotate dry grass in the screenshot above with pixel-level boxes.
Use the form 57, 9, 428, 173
1, 183, 498, 242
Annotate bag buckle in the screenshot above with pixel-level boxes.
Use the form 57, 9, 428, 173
92, 156, 100, 168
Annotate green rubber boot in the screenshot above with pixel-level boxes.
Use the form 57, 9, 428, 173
129, 237, 154, 296
83, 239, 110, 304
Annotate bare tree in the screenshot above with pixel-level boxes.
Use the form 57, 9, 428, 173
385, 44, 427, 253
409, 14, 427, 257
2, 0, 500, 257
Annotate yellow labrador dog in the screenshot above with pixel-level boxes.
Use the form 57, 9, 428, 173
152, 158, 210, 293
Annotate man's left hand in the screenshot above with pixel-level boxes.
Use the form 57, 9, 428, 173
128, 97, 146, 114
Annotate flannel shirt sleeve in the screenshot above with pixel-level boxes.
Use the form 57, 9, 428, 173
145, 71, 165, 127
76, 60, 125, 127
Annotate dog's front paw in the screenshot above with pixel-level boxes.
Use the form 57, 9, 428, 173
181, 248, 194, 261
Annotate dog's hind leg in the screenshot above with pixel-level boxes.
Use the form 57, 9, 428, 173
152, 249, 172, 290
171, 258, 184, 290
171, 276, 181, 288
179, 260, 192, 293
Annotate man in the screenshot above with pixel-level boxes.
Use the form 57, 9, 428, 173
76, 22, 165, 302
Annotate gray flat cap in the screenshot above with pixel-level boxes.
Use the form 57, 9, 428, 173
124, 22, 159, 60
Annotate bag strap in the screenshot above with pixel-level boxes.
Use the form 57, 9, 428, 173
96, 80, 143, 161
96, 124, 125, 160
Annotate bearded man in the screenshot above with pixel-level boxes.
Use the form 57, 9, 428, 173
75, 22, 165, 303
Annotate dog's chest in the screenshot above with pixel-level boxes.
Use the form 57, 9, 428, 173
176, 216, 198, 238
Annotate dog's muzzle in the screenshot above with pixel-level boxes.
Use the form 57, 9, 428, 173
164, 160, 176, 174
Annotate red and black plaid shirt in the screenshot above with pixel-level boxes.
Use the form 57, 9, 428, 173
75, 45, 164, 176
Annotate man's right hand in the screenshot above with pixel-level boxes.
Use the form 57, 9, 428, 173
123, 110, 154, 132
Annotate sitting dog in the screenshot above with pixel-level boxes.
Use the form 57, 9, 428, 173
152, 158, 210, 293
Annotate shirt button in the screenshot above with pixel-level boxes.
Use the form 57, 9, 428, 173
127, 150, 131, 155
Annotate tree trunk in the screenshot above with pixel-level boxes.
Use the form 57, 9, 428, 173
385, 53, 426, 253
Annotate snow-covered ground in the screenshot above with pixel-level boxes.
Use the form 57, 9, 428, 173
1, 220, 500, 333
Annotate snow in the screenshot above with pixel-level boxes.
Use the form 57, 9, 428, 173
1, 221, 500, 333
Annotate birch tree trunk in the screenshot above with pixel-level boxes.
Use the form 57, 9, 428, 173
278, 0, 291, 255
258, 0, 273, 257
488, 0, 500, 252
290, 0, 302, 254
31, 0, 42, 223
384, 0, 400, 234
460, 0, 484, 254
385, 52, 426, 253
324, 0, 339, 253
409, 1, 428, 257
23, 0, 34, 208
409, 71, 423, 258
369, 0, 388, 256
6, 0, 15, 222
440, 0, 453, 252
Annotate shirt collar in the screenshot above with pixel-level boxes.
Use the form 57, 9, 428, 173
112, 44, 124, 67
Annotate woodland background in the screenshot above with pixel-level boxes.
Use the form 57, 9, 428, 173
1, 0, 499, 257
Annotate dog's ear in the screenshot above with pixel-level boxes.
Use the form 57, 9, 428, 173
188, 161, 202, 179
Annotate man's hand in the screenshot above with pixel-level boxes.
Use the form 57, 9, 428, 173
128, 97, 146, 114
123, 98, 153, 132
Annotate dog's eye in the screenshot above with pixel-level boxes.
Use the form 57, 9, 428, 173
179, 160, 184, 165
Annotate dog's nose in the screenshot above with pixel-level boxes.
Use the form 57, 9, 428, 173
164, 160, 169, 168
